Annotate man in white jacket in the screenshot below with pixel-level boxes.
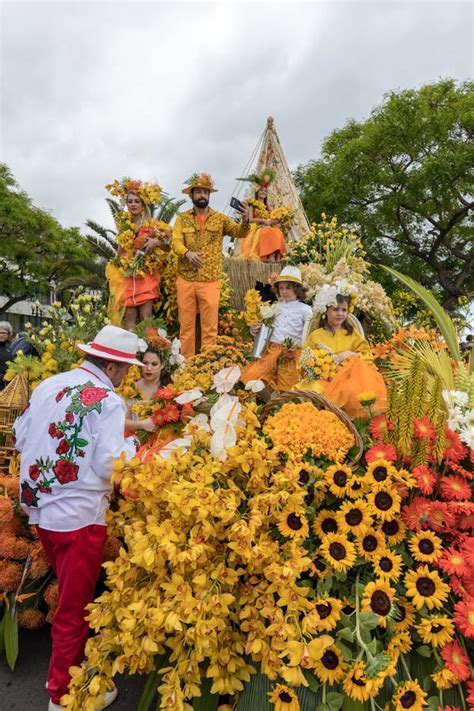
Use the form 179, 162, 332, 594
14, 325, 142, 710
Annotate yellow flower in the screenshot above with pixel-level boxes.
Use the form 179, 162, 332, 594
431, 666, 461, 689
276, 509, 309, 539
320, 533, 356, 573
361, 580, 395, 627
416, 616, 455, 647
408, 531, 443, 564
387, 629, 413, 658
404, 566, 450, 610
312, 509, 345, 539
342, 661, 376, 702
323, 463, 353, 497
357, 391, 377, 406
336, 500, 373, 534
364, 459, 397, 487
311, 597, 343, 632
379, 518, 406, 545
392, 681, 427, 711
268, 684, 300, 710
281, 636, 333, 669
372, 549, 404, 582
355, 527, 387, 559
393, 599, 416, 631
314, 645, 346, 684
366, 486, 401, 521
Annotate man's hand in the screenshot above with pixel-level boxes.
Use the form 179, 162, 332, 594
186, 251, 204, 268
250, 323, 262, 335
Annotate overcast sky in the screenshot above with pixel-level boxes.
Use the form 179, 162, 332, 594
1, 0, 472, 233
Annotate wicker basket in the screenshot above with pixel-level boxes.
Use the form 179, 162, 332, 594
0, 374, 30, 470
260, 389, 363, 468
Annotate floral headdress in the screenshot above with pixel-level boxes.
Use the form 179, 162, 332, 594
144, 327, 185, 371
106, 178, 162, 206
182, 173, 217, 195
312, 279, 359, 315
236, 167, 276, 189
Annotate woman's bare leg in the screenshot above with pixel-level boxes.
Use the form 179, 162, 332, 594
138, 300, 154, 323
124, 307, 138, 330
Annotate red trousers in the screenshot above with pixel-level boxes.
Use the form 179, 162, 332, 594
37, 525, 107, 704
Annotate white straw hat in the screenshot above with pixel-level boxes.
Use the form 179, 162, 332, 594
77, 325, 143, 366
273, 266, 303, 285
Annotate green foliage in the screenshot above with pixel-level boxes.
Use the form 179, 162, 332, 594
295, 79, 474, 312
0, 164, 93, 310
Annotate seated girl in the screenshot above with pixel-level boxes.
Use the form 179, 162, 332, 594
241, 266, 312, 392
296, 289, 387, 419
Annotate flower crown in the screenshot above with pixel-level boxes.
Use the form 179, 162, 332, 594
312, 280, 359, 315
106, 178, 162, 206
236, 167, 276, 189
144, 327, 172, 353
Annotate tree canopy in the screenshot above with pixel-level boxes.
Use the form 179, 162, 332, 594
295, 79, 474, 311
0, 164, 92, 312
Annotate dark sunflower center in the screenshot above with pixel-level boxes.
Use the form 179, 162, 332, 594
329, 542, 346, 561
287, 513, 303, 530
370, 590, 391, 615
346, 509, 363, 526
322, 650, 339, 669
342, 603, 355, 615
333, 470, 348, 486
431, 624, 443, 633
373, 466, 388, 481
418, 539, 434, 554
362, 535, 378, 552
314, 556, 327, 572
416, 576, 436, 597
352, 677, 366, 687
299, 469, 310, 484
400, 691, 416, 708
379, 556, 393, 572
351, 481, 362, 491
322, 518, 338, 534
382, 520, 399, 536
395, 604, 406, 622
374, 492, 393, 511
316, 602, 332, 619
279, 690, 293, 703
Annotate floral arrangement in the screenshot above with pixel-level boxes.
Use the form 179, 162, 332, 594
269, 206, 295, 233
113, 213, 172, 278
299, 344, 338, 382
442, 389, 474, 450
105, 178, 162, 206
244, 289, 264, 326
143, 327, 185, 372
373, 326, 444, 366
172, 336, 249, 392
312, 280, 359, 316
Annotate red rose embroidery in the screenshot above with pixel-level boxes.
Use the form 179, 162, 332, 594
48, 423, 63, 439
29, 464, 40, 481
55, 388, 68, 402
38, 484, 52, 494
79, 387, 108, 407
56, 439, 70, 455
53, 459, 79, 485
21, 487, 36, 506
65, 412, 74, 424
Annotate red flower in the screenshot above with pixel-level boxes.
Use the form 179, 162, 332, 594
369, 415, 393, 441
454, 597, 474, 638
21, 482, 39, 507
55, 387, 68, 402
426, 502, 456, 532
401, 497, 431, 531
413, 417, 436, 440
151, 409, 167, 427
440, 641, 470, 681
462, 537, 474, 567
448, 461, 474, 481
38, 484, 52, 494
53, 459, 79, 485
155, 387, 175, 400
79, 387, 108, 407
65, 412, 74, 424
161, 404, 180, 423
466, 681, 474, 706
412, 465, 436, 495
365, 442, 397, 463
443, 428, 467, 463
56, 439, 70, 455
439, 546, 468, 577
439, 475, 472, 501
29, 464, 40, 481
48, 423, 63, 439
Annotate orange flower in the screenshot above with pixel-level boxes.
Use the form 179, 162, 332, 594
413, 417, 436, 440
439, 547, 468, 577
412, 465, 436, 495
18, 608, 46, 630
454, 598, 474, 638
365, 442, 397, 463
440, 641, 470, 681
439, 475, 471, 501
0, 560, 23, 591
369, 415, 393, 441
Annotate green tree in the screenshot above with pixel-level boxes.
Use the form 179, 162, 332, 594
295, 79, 474, 311
0, 164, 92, 312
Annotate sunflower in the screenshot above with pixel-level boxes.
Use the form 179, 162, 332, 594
314, 645, 346, 683
345, 474, 366, 499
393, 599, 416, 632
320, 533, 356, 573
380, 518, 406, 545
404, 566, 450, 610
268, 684, 300, 710
392, 680, 427, 711
336, 500, 373, 534
342, 661, 374, 702
373, 549, 404, 582
361, 580, 395, 627
416, 616, 455, 647
431, 666, 461, 689
324, 463, 353, 497
366, 487, 401, 521
408, 531, 443, 563
277, 509, 309, 539
364, 459, 397, 487
312, 509, 345, 539
312, 597, 343, 631
387, 629, 413, 657
355, 527, 386, 559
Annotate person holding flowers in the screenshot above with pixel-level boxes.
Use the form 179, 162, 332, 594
241, 266, 312, 392
236, 168, 289, 261
105, 178, 172, 330
297, 282, 387, 418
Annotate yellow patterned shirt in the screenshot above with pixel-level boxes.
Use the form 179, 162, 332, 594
172, 208, 248, 282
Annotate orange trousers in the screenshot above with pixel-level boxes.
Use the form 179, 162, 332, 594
241, 342, 300, 391
176, 277, 221, 358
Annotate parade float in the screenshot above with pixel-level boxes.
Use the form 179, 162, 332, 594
0, 119, 472, 710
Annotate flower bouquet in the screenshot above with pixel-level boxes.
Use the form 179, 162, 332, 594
299, 344, 338, 382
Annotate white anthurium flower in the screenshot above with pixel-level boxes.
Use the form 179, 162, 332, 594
212, 365, 241, 394
210, 396, 242, 427
159, 436, 193, 460
137, 338, 148, 353
158, 328, 168, 338
210, 421, 237, 462
184, 413, 211, 433
244, 379, 266, 393
174, 389, 203, 405
210, 392, 235, 419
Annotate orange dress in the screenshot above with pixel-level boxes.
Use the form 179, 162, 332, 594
239, 205, 287, 260
297, 327, 387, 419
122, 228, 161, 307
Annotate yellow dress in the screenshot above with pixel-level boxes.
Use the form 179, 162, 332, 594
296, 327, 387, 418
239, 203, 287, 260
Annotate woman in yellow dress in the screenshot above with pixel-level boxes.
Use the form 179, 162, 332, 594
297, 288, 387, 419
237, 169, 287, 261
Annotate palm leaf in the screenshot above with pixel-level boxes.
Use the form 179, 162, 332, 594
56, 274, 105, 292
84, 234, 117, 260
387, 340, 455, 390
382, 266, 461, 362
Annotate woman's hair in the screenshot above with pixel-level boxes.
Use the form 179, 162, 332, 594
0, 321, 13, 336
126, 191, 152, 222
320, 294, 353, 334
272, 281, 308, 302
